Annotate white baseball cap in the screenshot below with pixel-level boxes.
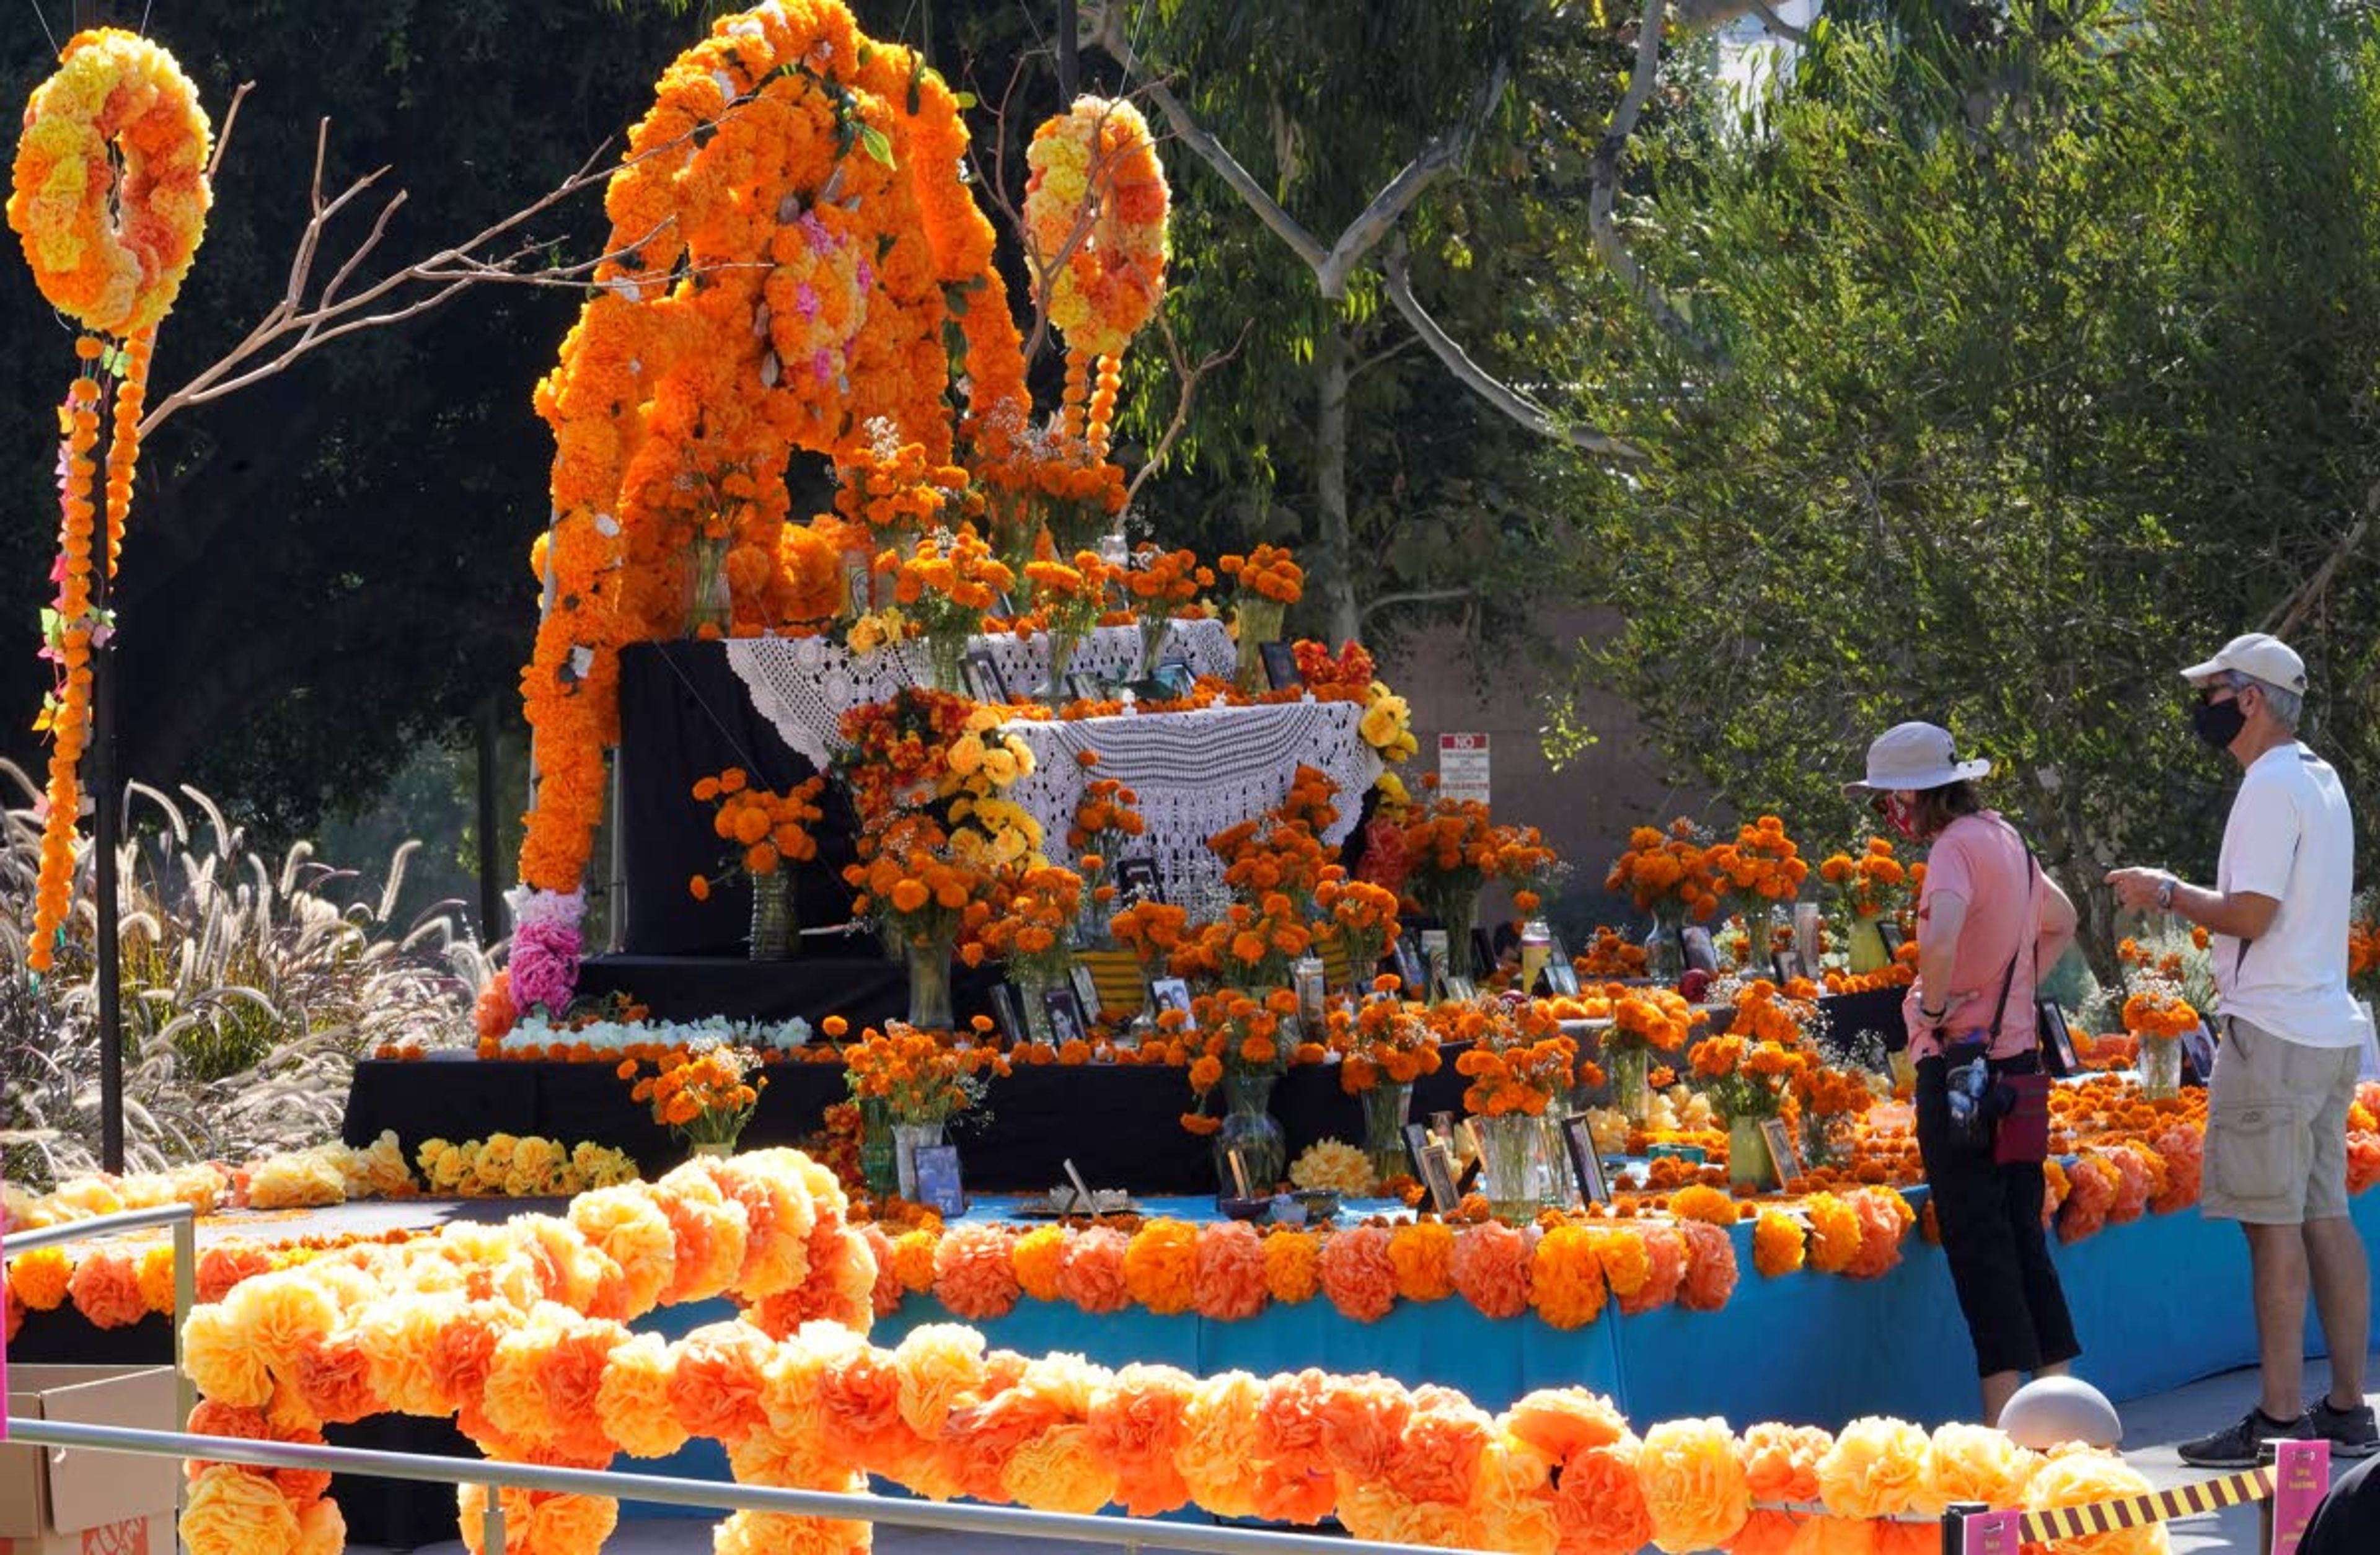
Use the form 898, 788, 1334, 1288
2180, 632, 2307, 695
1841, 721, 1992, 797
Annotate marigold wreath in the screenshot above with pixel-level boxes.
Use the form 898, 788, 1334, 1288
7, 27, 211, 336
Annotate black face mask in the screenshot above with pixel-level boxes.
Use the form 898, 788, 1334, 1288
2192, 697, 2247, 751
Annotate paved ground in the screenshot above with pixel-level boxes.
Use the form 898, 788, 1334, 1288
346, 1354, 2371, 1555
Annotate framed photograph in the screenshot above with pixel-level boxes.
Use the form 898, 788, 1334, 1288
962, 648, 1010, 704
1471, 927, 1499, 981
1875, 920, 1905, 956
1259, 640, 1302, 691
1065, 669, 1106, 702
1758, 1116, 1804, 1188
844, 560, 874, 619
1770, 949, 1807, 984
1070, 961, 1105, 1028
1116, 856, 1165, 905
912, 1144, 966, 1217
1420, 929, 1452, 997
2036, 998, 2079, 1078
989, 982, 1028, 1044
1406, 1123, 1458, 1212
2181, 1016, 2218, 1086
1150, 656, 1197, 700
1561, 1113, 1610, 1207
1443, 974, 1479, 1003
1041, 987, 1090, 1047
1544, 935, 1582, 997
1681, 926, 1720, 974
1391, 934, 1427, 996
1148, 976, 1196, 1024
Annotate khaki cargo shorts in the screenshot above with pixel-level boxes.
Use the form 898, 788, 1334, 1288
2204, 1016, 2365, 1225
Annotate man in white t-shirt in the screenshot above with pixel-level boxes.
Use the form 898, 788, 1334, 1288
2109, 632, 2377, 1467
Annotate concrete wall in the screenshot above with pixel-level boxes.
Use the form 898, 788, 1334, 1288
1377, 610, 1714, 936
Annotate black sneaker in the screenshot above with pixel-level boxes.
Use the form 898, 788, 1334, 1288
2178, 1408, 2310, 1469
2307, 1398, 2380, 1458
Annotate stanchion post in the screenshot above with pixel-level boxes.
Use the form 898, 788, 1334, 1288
2259, 1442, 2278, 1554
170, 1212, 195, 1429
484, 1481, 505, 1555
1943, 1499, 1984, 1555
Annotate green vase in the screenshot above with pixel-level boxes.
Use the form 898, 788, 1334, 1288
859, 1096, 897, 1197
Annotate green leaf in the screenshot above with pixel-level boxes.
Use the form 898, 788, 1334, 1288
858, 124, 894, 166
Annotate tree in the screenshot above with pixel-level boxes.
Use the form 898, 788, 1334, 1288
1549, 0, 2380, 978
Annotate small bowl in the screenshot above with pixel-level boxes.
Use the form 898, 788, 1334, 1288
1292, 1188, 1342, 1220
1219, 1196, 1270, 1222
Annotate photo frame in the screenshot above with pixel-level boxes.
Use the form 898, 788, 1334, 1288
1406, 1123, 1458, 1212
2036, 998, 2079, 1078
1770, 949, 1807, 985
1560, 1114, 1610, 1207
1259, 640, 1302, 691
1758, 1116, 1804, 1188
1041, 987, 1090, 1047
988, 982, 1028, 1045
962, 648, 1010, 704
1443, 974, 1479, 1003
1471, 927, 1499, 981
1543, 934, 1581, 997
1065, 669, 1106, 702
1875, 920, 1905, 957
912, 1144, 966, 1217
1391, 934, 1427, 996
843, 560, 874, 619
1148, 976, 1196, 1025
1070, 961, 1105, 1028
1421, 929, 1452, 998
1150, 656, 1197, 700
1116, 856, 1165, 905
1681, 926, 1719, 975
2181, 1016, 2219, 1087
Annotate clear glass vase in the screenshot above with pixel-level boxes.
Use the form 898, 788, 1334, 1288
1360, 1080, 1414, 1190
1213, 1072, 1286, 1198
1611, 1043, 1652, 1126
1728, 1114, 1774, 1190
1476, 1112, 1544, 1225
859, 1096, 897, 1197
1647, 914, 1686, 985
685, 536, 731, 638
2138, 1034, 2183, 1100
907, 932, 956, 1031
748, 871, 795, 961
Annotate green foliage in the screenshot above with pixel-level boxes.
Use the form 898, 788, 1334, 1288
1556, 0, 2380, 974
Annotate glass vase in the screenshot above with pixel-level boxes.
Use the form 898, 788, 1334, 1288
894, 1119, 947, 1200
2137, 1034, 2182, 1100
748, 871, 795, 961
907, 933, 956, 1031
1728, 1114, 1775, 1190
685, 536, 731, 638
1233, 597, 1287, 692
922, 636, 969, 698
1647, 914, 1687, 985
859, 1096, 897, 1197
1213, 1072, 1286, 1199
1476, 1112, 1544, 1225
1360, 1080, 1414, 1190
1611, 1044, 1652, 1126
1046, 629, 1080, 709
1138, 614, 1171, 678
1015, 972, 1056, 1044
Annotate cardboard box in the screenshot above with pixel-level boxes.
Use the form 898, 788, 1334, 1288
0, 1367, 178, 1555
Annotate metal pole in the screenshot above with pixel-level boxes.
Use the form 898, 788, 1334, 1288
483, 1481, 506, 1555
1057, 0, 1079, 102
171, 1211, 195, 1428
476, 697, 503, 943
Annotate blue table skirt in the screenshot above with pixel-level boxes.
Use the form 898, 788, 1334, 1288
612, 1188, 2380, 1513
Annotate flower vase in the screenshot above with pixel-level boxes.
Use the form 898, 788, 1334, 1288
689, 1139, 737, 1161
907, 934, 956, 1031
1847, 917, 1890, 976
1213, 1073, 1287, 1197
1015, 973, 1056, 1044
1476, 1112, 1544, 1225
859, 1098, 897, 1197
1360, 1081, 1414, 1189
685, 537, 732, 638
923, 637, 969, 698
1045, 630, 1080, 708
748, 871, 795, 961
1611, 1044, 1652, 1126
2138, 1034, 2182, 1100
1648, 915, 1687, 985
894, 1119, 946, 1200
1441, 895, 1479, 987
1728, 1114, 1775, 1190
1138, 614, 1172, 678
1233, 597, 1286, 692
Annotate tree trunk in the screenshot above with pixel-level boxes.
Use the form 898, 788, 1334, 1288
1315, 322, 1360, 645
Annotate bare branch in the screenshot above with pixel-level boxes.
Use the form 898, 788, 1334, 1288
1125, 312, 1251, 507
1361, 586, 1474, 626
1746, 2, 1810, 45
1590, 0, 1721, 361
2265, 491, 2374, 641
205, 82, 253, 182
1347, 333, 1426, 382
1382, 240, 1642, 459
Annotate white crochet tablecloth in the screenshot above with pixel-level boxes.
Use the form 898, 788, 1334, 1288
723, 618, 1235, 766
1002, 700, 1382, 899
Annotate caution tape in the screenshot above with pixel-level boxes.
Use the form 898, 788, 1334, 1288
2010, 1465, 2271, 1543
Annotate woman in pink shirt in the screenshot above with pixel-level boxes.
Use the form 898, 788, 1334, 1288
1847, 721, 2084, 1424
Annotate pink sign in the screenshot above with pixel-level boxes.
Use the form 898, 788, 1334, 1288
1960, 1508, 2023, 1555
2268, 1438, 2330, 1555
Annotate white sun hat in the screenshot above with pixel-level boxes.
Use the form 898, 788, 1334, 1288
1840, 721, 1993, 797
2179, 632, 2307, 695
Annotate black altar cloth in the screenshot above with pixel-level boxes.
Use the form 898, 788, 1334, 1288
344, 1052, 1471, 1192
614, 640, 863, 956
